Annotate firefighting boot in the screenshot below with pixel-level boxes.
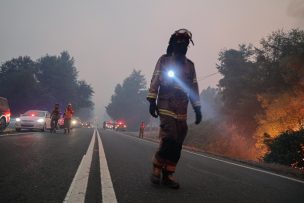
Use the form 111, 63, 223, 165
150, 166, 161, 185
162, 170, 180, 189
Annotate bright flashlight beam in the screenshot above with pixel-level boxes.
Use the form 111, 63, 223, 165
168, 70, 175, 78
172, 76, 199, 104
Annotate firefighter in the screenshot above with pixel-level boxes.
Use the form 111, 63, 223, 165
103, 121, 106, 130
147, 29, 202, 189
139, 121, 145, 138
50, 103, 61, 133
64, 103, 74, 134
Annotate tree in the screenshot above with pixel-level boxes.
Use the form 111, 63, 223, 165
263, 129, 304, 169
36, 51, 79, 109
255, 29, 304, 94
0, 56, 45, 114
36, 51, 94, 119
75, 80, 94, 120
254, 29, 304, 153
0, 51, 94, 120
106, 70, 150, 130
217, 45, 263, 142
214, 29, 304, 159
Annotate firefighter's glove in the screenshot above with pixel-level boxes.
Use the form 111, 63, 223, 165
149, 101, 159, 118
194, 107, 202, 125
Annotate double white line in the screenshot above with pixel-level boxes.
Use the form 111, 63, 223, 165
63, 129, 117, 203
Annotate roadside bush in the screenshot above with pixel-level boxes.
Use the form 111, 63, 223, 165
263, 129, 304, 169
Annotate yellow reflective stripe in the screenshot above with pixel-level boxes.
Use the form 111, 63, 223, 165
147, 96, 157, 99
159, 109, 176, 116
158, 109, 187, 120
147, 93, 157, 99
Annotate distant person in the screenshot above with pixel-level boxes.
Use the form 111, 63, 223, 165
139, 121, 145, 138
50, 103, 61, 133
147, 29, 202, 189
64, 103, 74, 134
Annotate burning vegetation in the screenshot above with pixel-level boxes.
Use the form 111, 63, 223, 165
187, 29, 304, 166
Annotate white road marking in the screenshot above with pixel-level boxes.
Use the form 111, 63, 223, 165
63, 129, 96, 203
113, 130, 304, 185
96, 129, 118, 203
185, 150, 304, 185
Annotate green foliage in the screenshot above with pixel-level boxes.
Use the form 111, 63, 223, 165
106, 70, 150, 130
263, 129, 304, 168
256, 29, 304, 94
36, 52, 78, 107
189, 28, 304, 160
217, 44, 263, 139
0, 56, 44, 113
216, 29, 304, 142
0, 51, 94, 120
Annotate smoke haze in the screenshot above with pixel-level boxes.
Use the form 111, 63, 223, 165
287, 0, 304, 27
0, 0, 303, 120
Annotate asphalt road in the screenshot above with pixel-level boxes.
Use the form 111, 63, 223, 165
0, 128, 94, 202
101, 129, 304, 203
0, 128, 303, 203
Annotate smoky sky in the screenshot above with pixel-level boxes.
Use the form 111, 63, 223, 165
0, 0, 303, 119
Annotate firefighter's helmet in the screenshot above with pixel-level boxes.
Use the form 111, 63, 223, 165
167, 28, 194, 55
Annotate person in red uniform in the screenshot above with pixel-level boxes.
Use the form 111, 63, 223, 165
63, 103, 74, 134
139, 121, 145, 138
147, 29, 202, 189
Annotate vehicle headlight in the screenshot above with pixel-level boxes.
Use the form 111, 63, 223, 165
37, 118, 45, 123
16, 118, 21, 122
72, 120, 77, 125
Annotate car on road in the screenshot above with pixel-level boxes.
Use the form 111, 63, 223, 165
103, 120, 115, 129
115, 120, 127, 131
82, 122, 92, 128
71, 117, 82, 128
58, 117, 81, 129
15, 110, 51, 132
0, 97, 11, 132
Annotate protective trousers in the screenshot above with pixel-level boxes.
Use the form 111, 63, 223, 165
139, 128, 144, 138
153, 115, 188, 173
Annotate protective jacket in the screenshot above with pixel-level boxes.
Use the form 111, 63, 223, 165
147, 54, 201, 120
51, 108, 60, 120
64, 108, 74, 119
